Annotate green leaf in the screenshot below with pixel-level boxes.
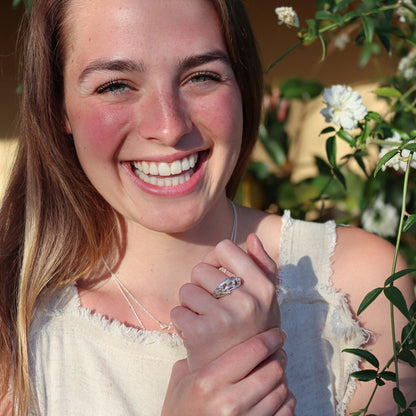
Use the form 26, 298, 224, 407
350, 369, 378, 381
385, 269, 416, 286
374, 148, 399, 177
337, 129, 355, 146
357, 287, 383, 315
319, 33, 328, 62
354, 153, 368, 177
360, 120, 372, 148
343, 348, 379, 368
326, 136, 337, 167
384, 286, 410, 320
404, 143, 416, 152
280, 78, 323, 101
330, 13, 343, 26
403, 215, 416, 232
259, 136, 286, 167
373, 87, 403, 98
12, 0, 22, 7
306, 19, 318, 43
376, 377, 386, 386
366, 111, 382, 122
334, 0, 355, 14
410, 400, 416, 407
376, 29, 391, 55
362, 15, 375, 43
321, 126, 336, 135
333, 168, 346, 189
393, 387, 407, 409
398, 349, 416, 367
249, 161, 271, 180
343, 11, 359, 23
315, 10, 332, 20
379, 371, 396, 381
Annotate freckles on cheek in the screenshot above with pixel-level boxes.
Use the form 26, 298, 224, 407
71, 105, 131, 157
194, 93, 243, 145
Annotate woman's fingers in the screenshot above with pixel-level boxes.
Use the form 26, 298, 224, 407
163, 328, 293, 416
203, 328, 287, 383
194, 237, 278, 302
246, 233, 278, 281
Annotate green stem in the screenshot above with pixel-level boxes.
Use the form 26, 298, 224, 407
264, 41, 303, 73
389, 154, 412, 412
359, 319, 416, 415
362, 384, 379, 415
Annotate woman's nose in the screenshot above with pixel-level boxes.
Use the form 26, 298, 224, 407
136, 87, 192, 146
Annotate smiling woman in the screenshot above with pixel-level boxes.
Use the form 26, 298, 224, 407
0, 0, 414, 415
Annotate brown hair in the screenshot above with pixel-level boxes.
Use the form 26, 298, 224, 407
0, 0, 263, 413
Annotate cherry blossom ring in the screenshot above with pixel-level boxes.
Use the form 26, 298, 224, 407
212, 276, 242, 299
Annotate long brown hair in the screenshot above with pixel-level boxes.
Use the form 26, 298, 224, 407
0, 0, 263, 413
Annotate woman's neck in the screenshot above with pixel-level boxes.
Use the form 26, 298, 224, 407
115, 196, 235, 291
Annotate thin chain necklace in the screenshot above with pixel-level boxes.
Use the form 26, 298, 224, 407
103, 199, 237, 331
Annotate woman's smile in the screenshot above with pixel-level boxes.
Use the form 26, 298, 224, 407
131, 152, 200, 187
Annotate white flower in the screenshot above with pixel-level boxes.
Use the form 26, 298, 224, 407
320, 85, 368, 131
397, 0, 415, 22
275, 7, 300, 28
334, 33, 350, 51
398, 51, 416, 81
379, 131, 416, 172
362, 196, 399, 238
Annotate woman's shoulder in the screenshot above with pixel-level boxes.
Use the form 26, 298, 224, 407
332, 225, 414, 323
237, 205, 283, 260
333, 225, 399, 291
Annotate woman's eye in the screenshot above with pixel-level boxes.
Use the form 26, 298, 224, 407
188, 72, 222, 84
97, 81, 129, 94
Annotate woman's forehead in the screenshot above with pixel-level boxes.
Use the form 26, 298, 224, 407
63, 0, 225, 65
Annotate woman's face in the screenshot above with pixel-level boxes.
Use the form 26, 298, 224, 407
63, 0, 243, 234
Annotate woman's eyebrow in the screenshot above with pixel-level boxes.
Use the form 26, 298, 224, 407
77, 51, 231, 84
78, 59, 144, 84
178, 51, 231, 71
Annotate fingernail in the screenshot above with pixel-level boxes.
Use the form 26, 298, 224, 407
281, 329, 288, 342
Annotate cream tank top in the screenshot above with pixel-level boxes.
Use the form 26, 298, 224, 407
29, 213, 369, 416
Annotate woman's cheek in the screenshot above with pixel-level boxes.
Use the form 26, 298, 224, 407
71, 104, 132, 159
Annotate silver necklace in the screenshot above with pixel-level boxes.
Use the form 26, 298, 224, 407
104, 199, 237, 331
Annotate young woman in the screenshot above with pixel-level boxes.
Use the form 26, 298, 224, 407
0, 0, 414, 415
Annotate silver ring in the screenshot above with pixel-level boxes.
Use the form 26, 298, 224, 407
212, 276, 242, 299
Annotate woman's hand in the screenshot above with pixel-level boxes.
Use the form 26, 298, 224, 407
161, 328, 295, 416
171, 233, 280, 370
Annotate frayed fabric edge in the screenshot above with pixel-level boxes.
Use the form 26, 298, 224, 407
42, 284, 184, 347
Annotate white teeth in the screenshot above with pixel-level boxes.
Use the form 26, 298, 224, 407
142, 161, 150, 174
133, 154, 198, 176
189, 154, 196, 168
181, 158, 190, 171
170, 160, 182, 175
149, 162, 158, 176
136, 169, 194, 187
132, 153, 200, 186
158, 162, 171, 176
